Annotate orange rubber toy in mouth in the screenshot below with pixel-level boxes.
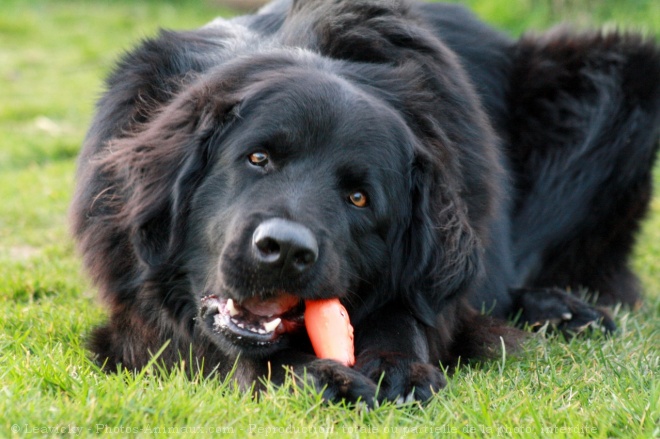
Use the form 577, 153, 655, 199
304, 299, 355, 367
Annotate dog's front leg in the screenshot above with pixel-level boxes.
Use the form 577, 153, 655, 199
265, 349, 378, 407
353, 301, 446, 403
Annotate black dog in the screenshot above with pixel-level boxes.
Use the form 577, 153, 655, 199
70, 0, 660, 405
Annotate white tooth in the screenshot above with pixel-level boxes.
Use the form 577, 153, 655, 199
226, 299, 239, 317
262, 317, 281, 333
257, 328, 266, 334
237, 322, 245, 329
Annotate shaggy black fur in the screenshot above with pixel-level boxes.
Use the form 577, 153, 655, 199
70, 0, 660, 405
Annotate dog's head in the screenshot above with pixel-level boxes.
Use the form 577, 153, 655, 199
182, 61, 419, 356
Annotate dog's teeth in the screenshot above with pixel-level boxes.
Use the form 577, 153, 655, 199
262, 317, 281, 333
257, 328, 266, 334
226, 299, 240, 317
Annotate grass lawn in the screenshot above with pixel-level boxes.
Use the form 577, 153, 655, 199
1, 0, 658, 437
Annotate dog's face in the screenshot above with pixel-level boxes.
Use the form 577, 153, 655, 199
184, 69, 416, 357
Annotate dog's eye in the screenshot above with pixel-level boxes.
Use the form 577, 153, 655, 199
248, 151, 269, 167
348, 191, 368, 208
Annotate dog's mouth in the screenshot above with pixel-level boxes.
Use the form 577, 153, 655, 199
200, 293, 305, 347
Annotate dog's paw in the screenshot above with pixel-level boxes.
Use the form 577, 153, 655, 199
294, 359, 378, 407
512, 287, 617, 336
356, 354, 446, 404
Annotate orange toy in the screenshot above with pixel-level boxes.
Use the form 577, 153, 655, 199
304, 299, 355, 367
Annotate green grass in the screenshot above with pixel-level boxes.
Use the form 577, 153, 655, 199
1, 1, 658, 438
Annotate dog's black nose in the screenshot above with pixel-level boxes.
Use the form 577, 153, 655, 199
252, 218, 318, 274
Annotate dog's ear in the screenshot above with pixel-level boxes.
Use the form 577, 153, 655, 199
99, 88, 240, 268
394, 154, 485, 327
